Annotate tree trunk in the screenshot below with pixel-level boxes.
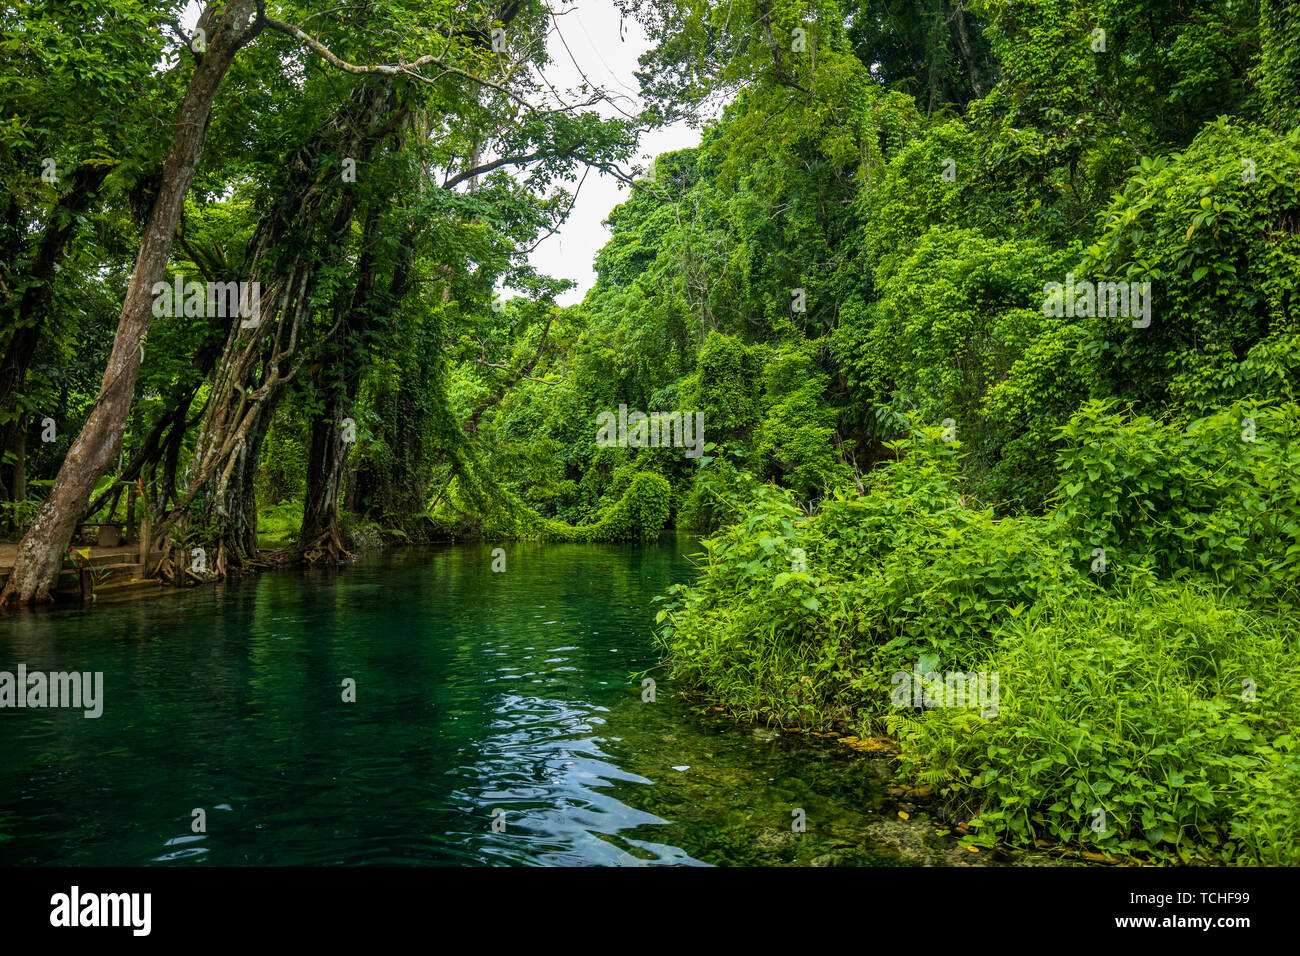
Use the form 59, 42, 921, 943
947, 1, 989, 101
217, 400, 272, 571
298, 391, 354, 564
0, 1, 262, 605
154, 387, 273, 583
351, 255, 432, 530
297, 210, 393, 565
159, 79, 403, 573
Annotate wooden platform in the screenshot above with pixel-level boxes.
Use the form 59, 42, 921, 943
0, 543, 168, 600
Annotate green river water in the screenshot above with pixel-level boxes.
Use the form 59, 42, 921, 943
0, 538, 1029, 866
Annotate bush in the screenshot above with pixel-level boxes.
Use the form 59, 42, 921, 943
1078, 120, 1300, 408
543, 471, 671, 542
656, 419, 1300, 863
1051, 399, 1300, 607
890, 575, 1300, 864
658, 428, 1077, 728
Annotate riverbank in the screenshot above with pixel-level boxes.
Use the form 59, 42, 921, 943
654, 428, 1300, 867
0, 541, 169, 603
0, 516, 397, 607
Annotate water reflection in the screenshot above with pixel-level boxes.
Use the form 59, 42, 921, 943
0, 540, 1014, 867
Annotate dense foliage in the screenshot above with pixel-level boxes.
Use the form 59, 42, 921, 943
4, 0, 1299, 863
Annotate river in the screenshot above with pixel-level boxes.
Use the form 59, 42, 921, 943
0, 538, 1024, 866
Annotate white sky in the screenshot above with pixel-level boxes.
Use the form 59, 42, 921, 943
178, 1, 698, 304
530, 1, 699, 304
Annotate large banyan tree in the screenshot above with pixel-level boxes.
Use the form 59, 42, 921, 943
155, 78, 408, 579
2, 0, 638, 603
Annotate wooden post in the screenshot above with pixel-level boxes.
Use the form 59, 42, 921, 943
140, 511, 151, 577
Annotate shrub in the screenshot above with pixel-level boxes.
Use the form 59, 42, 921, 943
543, 471, 671, 542
1051, 399, 1300, 607
890, 575, 1300, 864
656, 419, 1300, 863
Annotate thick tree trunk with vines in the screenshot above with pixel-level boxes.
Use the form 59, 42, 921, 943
947, 2, 988, 100
213, 399, 271, 573
157, 267, 302, 575
296, 211, 403, 565
157, 79, 403, 575
298, 392, 354, 564
154, 388, 273, 583
352, 378, 429, 527
0, 1, 261, 605
296, 216, 378, 567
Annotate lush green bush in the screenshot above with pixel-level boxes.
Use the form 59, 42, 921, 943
1078, 121, 1300, 409
658, 428, 1076, 727
543, 471, 672, 542
890, 574, 1300, 864
682, 332, 764, 448
657, 420, 1300, 863
753, 342, 851, 500
1051, 399, 1300, 606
